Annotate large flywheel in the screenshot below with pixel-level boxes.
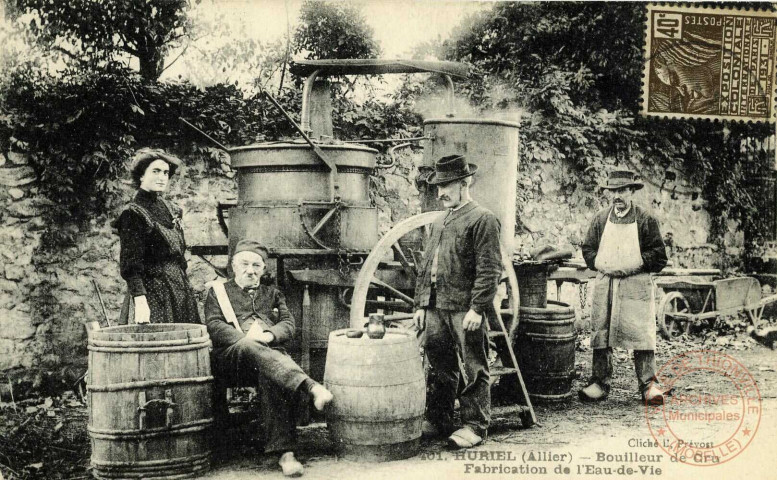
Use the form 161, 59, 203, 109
349, 212, 521, 345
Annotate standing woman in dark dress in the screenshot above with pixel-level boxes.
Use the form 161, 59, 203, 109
114, 148, 200, 324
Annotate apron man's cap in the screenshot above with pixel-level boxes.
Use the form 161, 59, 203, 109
599, 169, 644, 191
426, 154, 478, 185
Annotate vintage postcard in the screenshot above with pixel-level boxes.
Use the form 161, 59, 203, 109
2, 2, 777, 480
643, 4, 777, 122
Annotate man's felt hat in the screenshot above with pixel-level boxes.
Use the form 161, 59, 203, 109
233, 239, 269, 262
129, 148, 182, 184
426, 154, 478, 186
599, 169, 644, 191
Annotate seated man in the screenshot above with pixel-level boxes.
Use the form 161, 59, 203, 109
204, 239, 333, 477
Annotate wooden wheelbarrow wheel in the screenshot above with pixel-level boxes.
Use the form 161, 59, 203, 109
658, 291, 692, 340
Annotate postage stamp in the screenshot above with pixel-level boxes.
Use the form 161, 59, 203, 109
642, 4, 777, 122
645, 350, 762, 467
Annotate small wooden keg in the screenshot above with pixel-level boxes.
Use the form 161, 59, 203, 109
324, 329, 425, 462
516, 301, 577, 402
87, 324, 214, 479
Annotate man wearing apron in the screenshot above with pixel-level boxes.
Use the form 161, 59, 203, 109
580, 170, 668, 405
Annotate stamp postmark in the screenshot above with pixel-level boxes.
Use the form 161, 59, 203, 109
643, 4, 777, 122
645, 350, 762, 467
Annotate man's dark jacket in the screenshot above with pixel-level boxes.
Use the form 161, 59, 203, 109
581, 205, 668, 273
204, 280, 296, 353
414, 201, 502, 314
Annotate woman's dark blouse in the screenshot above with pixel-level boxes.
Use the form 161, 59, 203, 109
117, 189, 187, 297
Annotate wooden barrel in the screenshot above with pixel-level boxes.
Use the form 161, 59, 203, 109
516, 301, 576, 402
514, 262, 548, 308
87, 324, 214, 479
324, 329, 425, 462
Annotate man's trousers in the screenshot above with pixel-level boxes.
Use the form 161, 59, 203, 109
591, 347, 657, 392
212, 338, 309, 453
424, 308, 490, 436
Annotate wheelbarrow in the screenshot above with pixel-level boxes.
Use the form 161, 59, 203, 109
655, 276, 777, 339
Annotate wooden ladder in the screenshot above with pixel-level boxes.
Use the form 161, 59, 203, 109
487, 307, 537, 428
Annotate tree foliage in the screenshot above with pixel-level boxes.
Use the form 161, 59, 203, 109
293, 0, 380, 60
0, 63, 271, 226
5, 0, 194, 81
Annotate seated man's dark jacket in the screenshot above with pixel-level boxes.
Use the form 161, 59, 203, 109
581, 205, 668, 273
414, 201, 502, 314
204, 280, 296, 352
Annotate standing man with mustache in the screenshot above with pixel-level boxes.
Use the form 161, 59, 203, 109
413, 154, 503, 449
580, 170, 668, 405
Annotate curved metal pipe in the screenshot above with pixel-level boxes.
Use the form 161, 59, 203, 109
376, 142, 412, 169
300, 69, 321, 134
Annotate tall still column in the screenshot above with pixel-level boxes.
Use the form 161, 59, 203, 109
421, 118, 520, 254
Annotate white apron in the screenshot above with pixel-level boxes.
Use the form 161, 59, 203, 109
590, 210, 656, 350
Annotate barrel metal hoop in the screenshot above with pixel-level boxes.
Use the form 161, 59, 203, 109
327, 414, 424, 423
523, 332, 577, 342
88, 418, 213, 440
91, 451, 210, 469
93, 467, 209, 480
525, 372, 575, 380
239, 165, 371, 174
91, 459, 210, 479
324, 379, 424, 388
88, 376, 214, 392
89, 337, 210, 348
88, 342, 212, 353
518, 318, 575, 326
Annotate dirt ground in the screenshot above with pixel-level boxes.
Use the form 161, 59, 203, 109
2, 328, 776, 480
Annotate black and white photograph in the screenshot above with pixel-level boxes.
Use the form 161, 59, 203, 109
0, 1, 776, 479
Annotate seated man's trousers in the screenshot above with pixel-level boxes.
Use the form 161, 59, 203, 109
212, 338, 309, 452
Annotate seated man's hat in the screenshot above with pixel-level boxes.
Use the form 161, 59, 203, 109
426, 154, 478, 186
233, 239, 269, 262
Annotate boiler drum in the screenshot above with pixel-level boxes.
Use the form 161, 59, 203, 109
228, 142, 379, 252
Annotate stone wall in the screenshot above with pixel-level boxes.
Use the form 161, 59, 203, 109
0, 146, 732, 399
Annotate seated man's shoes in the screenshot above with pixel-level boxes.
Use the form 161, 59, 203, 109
278, 452, 304, 477
642, 384, 665, 406
310, 384, 333, 411
447, 426, 484, 449
578, 382, 609, 402
421, 420, 455, 439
